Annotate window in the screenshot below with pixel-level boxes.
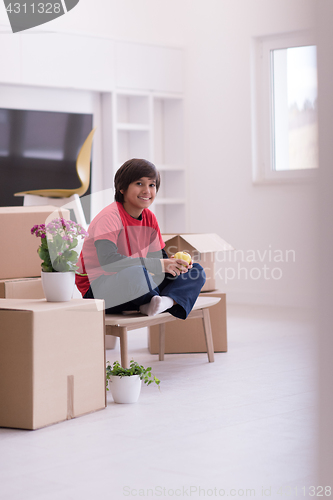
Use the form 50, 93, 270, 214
252, 32, 318, 183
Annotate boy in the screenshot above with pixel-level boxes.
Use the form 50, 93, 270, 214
76, 158, 206, 319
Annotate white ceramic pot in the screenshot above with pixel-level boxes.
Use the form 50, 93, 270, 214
109, 375, 142, 404
41, 271, 75, 302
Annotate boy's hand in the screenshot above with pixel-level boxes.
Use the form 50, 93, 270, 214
160, 257, 193, 277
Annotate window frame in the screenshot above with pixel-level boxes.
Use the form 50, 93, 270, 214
251, 31, 318, 184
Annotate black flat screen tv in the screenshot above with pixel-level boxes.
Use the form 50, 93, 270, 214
0, 108, 93, 220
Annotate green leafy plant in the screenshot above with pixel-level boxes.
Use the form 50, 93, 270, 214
31, 218, 88, 273
106, 360, 160, 390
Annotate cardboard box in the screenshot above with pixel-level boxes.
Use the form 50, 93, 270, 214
162, 233, 233, 292
0, 206, 69, 280
0, 298, 106, 430
0, 279, 118, 349
0, 277, 44, 299
148, 290, 227, 354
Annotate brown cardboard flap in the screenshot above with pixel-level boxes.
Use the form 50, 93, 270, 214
161, 233, 232, 291
162, 233, 234, 254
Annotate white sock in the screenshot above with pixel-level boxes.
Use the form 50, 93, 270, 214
140, 296, 174, 316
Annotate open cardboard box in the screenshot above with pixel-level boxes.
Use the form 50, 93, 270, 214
162, 233, 233, 292
0, 206, 69, 280
0, 298, 106, 430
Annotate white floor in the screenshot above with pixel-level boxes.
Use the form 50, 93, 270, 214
0, 304, 317, 500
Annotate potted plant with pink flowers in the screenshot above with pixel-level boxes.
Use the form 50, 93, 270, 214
31, 218, 88, 302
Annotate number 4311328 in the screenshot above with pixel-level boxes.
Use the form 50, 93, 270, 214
277, 486, 331, 496
6, 3, 62, 14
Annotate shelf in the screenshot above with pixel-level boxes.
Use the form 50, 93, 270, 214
110, 90, 186, 232
117, 123, 150, 131
153, 202, 186, 233
153, 97, 184, 166
116, 94, 150, 126
153, 198, 186, 205
117, 129, 150, 165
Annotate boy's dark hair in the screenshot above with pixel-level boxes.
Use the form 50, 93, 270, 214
114, 158, 160, 203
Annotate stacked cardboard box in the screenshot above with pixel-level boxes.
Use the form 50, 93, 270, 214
148, 234, 233, 354
0, 298, 106, 430
0, 206, 117, 350
148, 290, 227, 354
0, 208, 107, 429
0, 206, 71, 300
0, 277, 44, 299
0, 206, 69, 280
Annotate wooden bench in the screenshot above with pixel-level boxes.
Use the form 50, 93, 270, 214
105, 296, 220, 368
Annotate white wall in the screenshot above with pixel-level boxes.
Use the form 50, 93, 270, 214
183, 0, 317, 307
0, 0, 318, 307
0, 0, 189, 46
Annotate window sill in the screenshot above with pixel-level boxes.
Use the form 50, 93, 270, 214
252, 168, 318, 185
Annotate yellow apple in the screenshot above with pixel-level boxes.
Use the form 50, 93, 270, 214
174, 251, 192, 265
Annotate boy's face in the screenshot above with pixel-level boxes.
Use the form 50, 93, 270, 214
121, 177, 157, 217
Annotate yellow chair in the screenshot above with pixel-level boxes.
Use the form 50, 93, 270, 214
14, 127, 96, 230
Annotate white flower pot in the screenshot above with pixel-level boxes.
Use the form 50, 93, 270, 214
109, 375, 142, 404
41, 271, 75, 302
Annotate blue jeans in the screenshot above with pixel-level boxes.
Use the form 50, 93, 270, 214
83, 263, 206, 320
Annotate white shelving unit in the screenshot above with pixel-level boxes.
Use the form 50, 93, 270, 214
152, 95, 186, 233
0, 29, 186, 229
113, 91, 152, 168
109, 90, 186, 233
